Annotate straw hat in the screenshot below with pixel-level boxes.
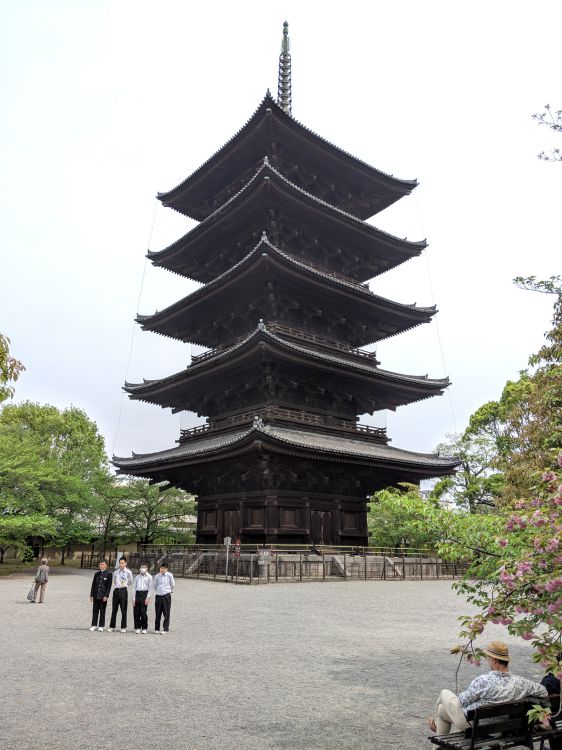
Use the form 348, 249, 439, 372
483, 641, 510, 662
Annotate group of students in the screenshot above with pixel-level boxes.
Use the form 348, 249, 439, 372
89, 556, 175, 634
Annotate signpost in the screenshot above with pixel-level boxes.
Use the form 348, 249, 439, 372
224, 536, 231, 580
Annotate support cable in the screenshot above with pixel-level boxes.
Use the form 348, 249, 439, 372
111, 201, 159, 458
413, 191, 458, 435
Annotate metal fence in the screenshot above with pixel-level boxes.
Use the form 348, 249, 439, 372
80, 546, 468, 584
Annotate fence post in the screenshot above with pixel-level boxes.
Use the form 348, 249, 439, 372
364, 554, 367, 581
275, 554, 279, 583
323, 556, 326, 581
343, 553, 347, 580
402, 554, 406, 580
420, 555, 423, 581
299, 553, 302, 582
250, 554, 254, 584
213, 553, 217, 580
182, 554, 186, 578
236, 556, 239, 584
80, 550, 84, 569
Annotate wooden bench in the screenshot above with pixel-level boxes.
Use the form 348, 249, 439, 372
429, 699, 562, 750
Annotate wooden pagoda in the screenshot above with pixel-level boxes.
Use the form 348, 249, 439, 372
113, 24, 458, 546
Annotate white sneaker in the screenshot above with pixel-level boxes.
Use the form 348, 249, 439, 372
120, 628, 126, 634
106, 628, 113, 632
134, 629, 141, 634
141, 629, 147, 634
89, 626, 96, 631
159, 629, 165, 635
98, 627, 104, 632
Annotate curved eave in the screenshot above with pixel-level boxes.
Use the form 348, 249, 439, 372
157, 92, 417, 221
113, 423, 459, 478
138, 235, 435, 343
124, 325, 450, 408
149, 161, 426, 281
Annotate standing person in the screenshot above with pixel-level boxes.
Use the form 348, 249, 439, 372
132, 564, 153, 634
32, 558, 49, 603
154, 562, 175, 635
428, 641, 548, 735
89, 559, 112, 631
107, 556, 133, 633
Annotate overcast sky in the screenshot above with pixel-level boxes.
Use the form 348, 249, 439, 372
1, 0, 560, 464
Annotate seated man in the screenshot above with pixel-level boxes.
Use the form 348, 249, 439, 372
428, 641, 548, 734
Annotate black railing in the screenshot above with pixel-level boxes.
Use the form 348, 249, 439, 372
80, 547, 469, 585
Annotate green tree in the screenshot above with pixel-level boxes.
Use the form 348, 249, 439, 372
0, 402, 109, 561
433, 432, 503, 513
368, 484, 440, 550
116, 479, 196, 545
0, 334, 24, 403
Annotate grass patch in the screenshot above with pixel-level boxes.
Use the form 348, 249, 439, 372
0, 558, 82, 577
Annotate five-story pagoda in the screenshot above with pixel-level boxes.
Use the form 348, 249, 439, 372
113, 24, 458, 546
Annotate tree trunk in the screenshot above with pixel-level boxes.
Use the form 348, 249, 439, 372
60, 546, 66, 565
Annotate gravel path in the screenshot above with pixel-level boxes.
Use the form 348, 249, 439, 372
0, 569, 545, 750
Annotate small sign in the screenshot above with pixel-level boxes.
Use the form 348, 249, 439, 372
224, 536, 232, 546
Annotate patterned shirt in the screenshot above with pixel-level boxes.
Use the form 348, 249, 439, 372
458, 670, 548, 713
112, 568, 133, 590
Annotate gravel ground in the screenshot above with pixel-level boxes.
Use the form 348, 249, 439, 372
0, 569, 545, 750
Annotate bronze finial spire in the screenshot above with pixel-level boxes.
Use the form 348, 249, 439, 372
277, 21, 292, 115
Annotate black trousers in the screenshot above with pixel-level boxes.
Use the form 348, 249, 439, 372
133, 590, 149, 630
109, 588, 128, 629
155, 593, 171, 632
91, 598, 108, 627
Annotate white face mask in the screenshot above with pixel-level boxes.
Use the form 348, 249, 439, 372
140, 568, 147, 575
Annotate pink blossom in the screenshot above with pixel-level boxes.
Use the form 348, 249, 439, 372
498, 538, 508, 548
545, 578, 562, 593
521, 631, 535, 640
546, 537, 560, 553
517, 561, 532, 574
543, 471, 557, 482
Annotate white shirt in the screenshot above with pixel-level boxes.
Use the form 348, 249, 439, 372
154, 571, 175, 595
113, 568, 133, 589
132, 572, 153, 599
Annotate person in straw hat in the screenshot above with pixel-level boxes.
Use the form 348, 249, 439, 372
428, 641, 548, 735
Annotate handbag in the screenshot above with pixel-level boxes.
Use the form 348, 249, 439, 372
26, 581, 36, 601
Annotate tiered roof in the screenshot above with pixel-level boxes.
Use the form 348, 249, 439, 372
149, 160, 425, 283
139, 236, 435, 348
157, 92, 417, 221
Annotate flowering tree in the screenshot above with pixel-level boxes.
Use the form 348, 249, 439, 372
449, 278, 562, 726
533, 104, 562, 162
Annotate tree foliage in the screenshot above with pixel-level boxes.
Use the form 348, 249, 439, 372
433, 432, 503, 513
115, 478, 196, 546
533, 104, 562, 161
0, 401, 109, 559
0, 334, 24, 403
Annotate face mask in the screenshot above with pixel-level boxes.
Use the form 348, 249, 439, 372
140, 568, 147, 574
